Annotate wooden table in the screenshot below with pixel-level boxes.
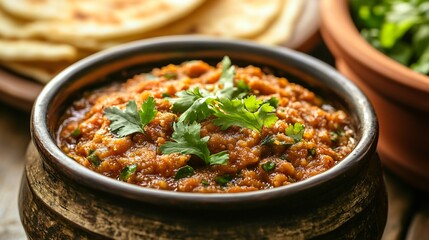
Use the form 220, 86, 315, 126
1, 45, 429, 240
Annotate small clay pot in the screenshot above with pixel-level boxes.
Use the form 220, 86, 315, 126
320, 0, 429, 192
21, 37, 386, 239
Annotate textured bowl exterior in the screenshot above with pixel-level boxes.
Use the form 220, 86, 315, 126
21, 37, 386, 239
320, 0, 429, 191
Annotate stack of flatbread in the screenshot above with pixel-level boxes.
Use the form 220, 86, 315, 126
0, 0, 304, 83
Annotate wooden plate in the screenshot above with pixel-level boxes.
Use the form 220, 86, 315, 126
0, 0, 319, 112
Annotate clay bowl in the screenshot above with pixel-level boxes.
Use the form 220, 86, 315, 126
21, 37, 386, 239
320, 0, 429, 192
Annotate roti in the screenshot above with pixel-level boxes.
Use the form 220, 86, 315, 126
0, 39, 78, 61
44, 0, 285, 50
171, 0, 283, 38
2, 60, 72, 83
0, 0, 305, 84
253, 0, 305, 45
0, 0, 206, 41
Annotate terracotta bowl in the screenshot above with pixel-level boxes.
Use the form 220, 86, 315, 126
20, 37, 386, 239
320, 0, 429, 192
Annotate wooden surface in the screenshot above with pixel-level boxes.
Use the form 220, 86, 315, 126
1, 43, 429, 239
0, 102, 29, 240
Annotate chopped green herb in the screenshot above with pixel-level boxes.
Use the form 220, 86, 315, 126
162, 92, 171, 98
330, 131, 339, 143
174, 165, 195, 180
104, 97, 158, 137
159, 122, 229, 165
211, 95, 278, 133
216, 56, 236, 99
119, 164, 137, 181
87, 149, 100, 166
286, 122, 305, 143
308, 147, 317, 156
234, 80, 251, 99
214, 174, 232, 186
351, 0, 429, 75
70, 128, 81, 137
265, 97, 279, 108
262, 162, 276, 172
164, 72, 177, 80
216, 57, 252, 99
218, 56, 234, 87
261, 135, 274, 146
171, 87, 213, 124
171, 57, 252, 123
201, 179, 210, 186
280, 154, 287, 160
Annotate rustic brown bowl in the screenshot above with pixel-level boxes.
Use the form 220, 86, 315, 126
320, 0, 429, 192
20, 36, 386, 239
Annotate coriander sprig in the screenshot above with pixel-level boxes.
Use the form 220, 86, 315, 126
211, 95, 278, 133
285, 122, 305, 143
171, 87, 213, 124
159, 122, 229, 165
104, 97, 157, 137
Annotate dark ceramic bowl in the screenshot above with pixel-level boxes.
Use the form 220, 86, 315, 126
21, 37, 386, 239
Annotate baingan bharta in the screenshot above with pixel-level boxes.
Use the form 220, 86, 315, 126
57, 57, 356, 193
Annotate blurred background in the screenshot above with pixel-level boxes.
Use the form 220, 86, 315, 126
0, 0, 428, 239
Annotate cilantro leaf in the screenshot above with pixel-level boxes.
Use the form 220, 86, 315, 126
104, 101, 142, 137
214, 174, 232, 186
261, 135, 274, 146
171, 87, 205, 113
233, 80, 251, 99
170, 57, 251, 123
159, 122, 229, 165
211, 95, 278, 133
70, 128, 81, 138
216, 56, 236, 99
308, 147, 317, 156
119, 164, 137, 181
174, 165, 195, 180
201, 179, 210, 186
216, 57, 251, 100
87, 149, 100, 167
218, 56, 234, 87
285, 123, 305, 143
352, 0, 429, 75
139, 97, 158, 126
104, 97, 158, 137
265, 97, 279, 108
262, 162, 276, 172
171, 88, 214, 124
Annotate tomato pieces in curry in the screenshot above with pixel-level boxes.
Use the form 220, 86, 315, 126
57, 57, 356, 193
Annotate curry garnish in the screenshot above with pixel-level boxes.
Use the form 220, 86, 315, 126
70, 128, 81, 138
308, 147, 317, 157
285, 122, 305, 143
171, 87, 213, 124
262, 162, 276, 172
87, 149, 100, 167
159, 122, 229, 166
214, 174, 232, 186
119, 164, 137, 181
211, 95, 278, 133
261, 135, 274, 146
174, 165, 195, 180
104, 97, 157, 137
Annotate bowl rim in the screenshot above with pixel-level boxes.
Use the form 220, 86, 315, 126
31, 36, 378, 208
320, 0, 429, 93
